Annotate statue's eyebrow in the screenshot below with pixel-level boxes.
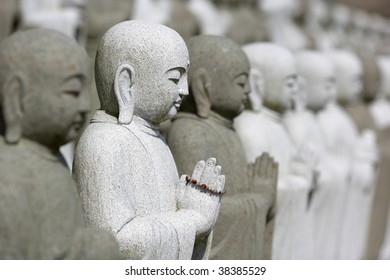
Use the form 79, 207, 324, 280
233, 72, 249, 79
166, 67, 186, 76
62, 74, 86, 84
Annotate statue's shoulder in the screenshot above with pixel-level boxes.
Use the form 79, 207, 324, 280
77, 119, 147, 158
170, 113, 221, 140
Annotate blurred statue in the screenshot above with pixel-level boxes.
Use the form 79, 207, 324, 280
212, 0, 267, 45
167, 36, 278, 259
326, 3, 351, 49
367, 56, 390, 259
188, 0, 232, 36
0, 29, 121, 259
293, 50, 351, 259
20, 0, 86, 43
260, 0, 309, 51
73, 21, 225, 260
321, 50, 377, 259
234, 43, 314, 259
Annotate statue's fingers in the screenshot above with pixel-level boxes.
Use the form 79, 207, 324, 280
192, 160, 206, 181
209, 165, 221, 190
259, 153, 270, 177
272, 161, 279, 185
266, 156, 275, 177
200, 157, 217, 184
217, 175, 226, 193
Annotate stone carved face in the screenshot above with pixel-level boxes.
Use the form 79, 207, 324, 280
132, 53, 190, 123
209, 58, 250, 119
296, 51, 336, 111
0, 29, 91, 148
95, 21, 190, 124
327, 51, 363, 105
22, 62, 90, 148
262, 47, 297, 112
186, 36, 250, 120
243, 43, 297, 113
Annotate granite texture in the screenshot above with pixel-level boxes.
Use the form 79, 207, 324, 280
73, 21, 224, 260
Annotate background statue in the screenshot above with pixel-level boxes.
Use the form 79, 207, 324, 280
0, 29, 120, 259
234, 42, 314, 259
167, 35, 278, 259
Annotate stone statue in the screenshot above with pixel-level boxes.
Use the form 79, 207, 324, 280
20, 0, 86, 43
19, 0, 88, 169
367, 56, 390, 259
188, 0, 232, 36
293, 50, 351, 259
320, 50, 377, 259
73, 21, 225, 260
164, 0, 200, 41
233, 42, 313, 259
86, 0, 133, 59
0, 29, 121, 259
167, 35, 278, 260
327, 3, 351, 50
260, 0, 309, 51
212, 0, 267, 45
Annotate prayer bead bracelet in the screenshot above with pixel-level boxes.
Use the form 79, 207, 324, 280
185, 175, 226, 195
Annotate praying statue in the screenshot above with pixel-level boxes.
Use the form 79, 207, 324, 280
73, 21, 225, 260
0, 29, 120, 259
234, 43, 314, 259
167, 35, 278, 260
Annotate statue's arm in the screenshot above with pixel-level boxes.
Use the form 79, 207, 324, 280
73, 125, 216, 259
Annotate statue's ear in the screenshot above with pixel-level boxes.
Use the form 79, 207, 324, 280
191, 68, 211, 118
114, 63, 135, 124
249, 68, 264, 111
2, 74, 25, 144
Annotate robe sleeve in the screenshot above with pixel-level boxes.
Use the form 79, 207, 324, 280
73, 123, 198, 259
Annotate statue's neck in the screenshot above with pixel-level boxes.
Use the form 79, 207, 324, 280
208, 111, 234, 129
129, 115, 161, 138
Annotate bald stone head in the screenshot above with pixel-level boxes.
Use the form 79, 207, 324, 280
327, 50, 363, 105
295, 50, 336, 112
242, 42, 298, 113
0, 29, 90, 148
184, 35, 250, 120
95, 20, 190, 124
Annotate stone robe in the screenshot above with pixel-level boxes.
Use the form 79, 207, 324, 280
367, 99, 390, 259
234, 108, 312, 259
167, 111, 275, 260
318, 102, 376, 259
73, 110, 208, 260
0, 136, 120, 259
283, 108, 349, 259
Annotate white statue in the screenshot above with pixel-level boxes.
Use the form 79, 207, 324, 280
73, 21, 225, 260
321, 50, 377, 259
260, 0, 308, 51
371, 57, 390, 132
188, 0, 232, 35
234, 42, 314, 259
20, 0, 87, 170
293, 50, 350, 259
132, 0, 172, 25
